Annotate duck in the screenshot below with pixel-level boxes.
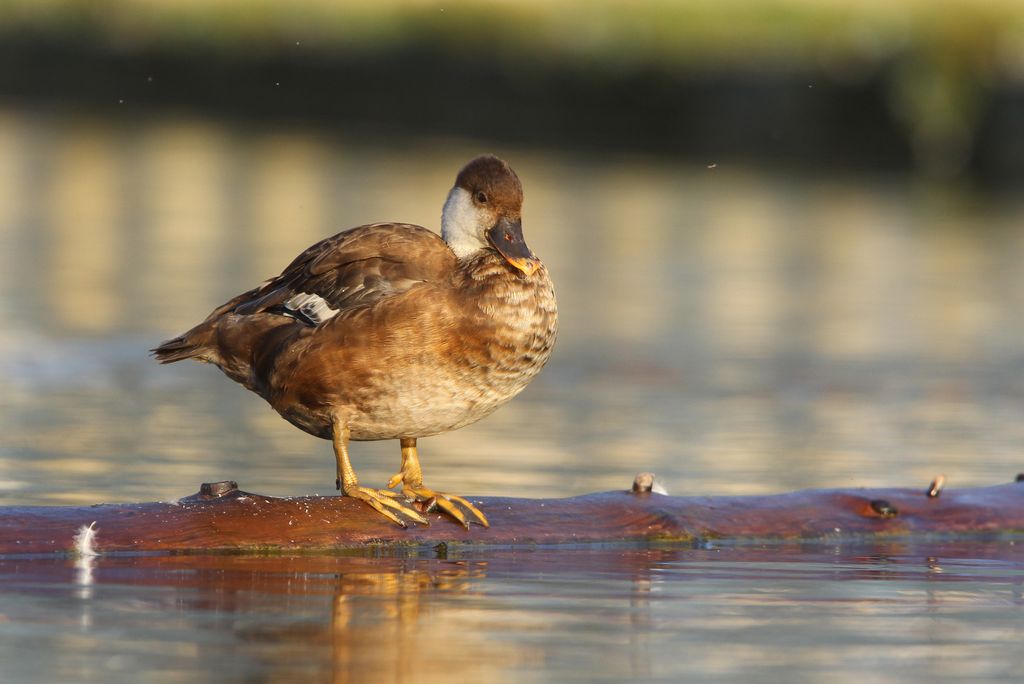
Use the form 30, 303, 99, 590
152, 155, 558, 528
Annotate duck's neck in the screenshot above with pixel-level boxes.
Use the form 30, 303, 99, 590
459, 251, 554, 322
460, 249, 519, 286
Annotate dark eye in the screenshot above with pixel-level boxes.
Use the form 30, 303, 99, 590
475, 191, 488, 204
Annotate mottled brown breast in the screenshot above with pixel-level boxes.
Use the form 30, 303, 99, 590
450, 251, 558, 397
265, 249, 557, 441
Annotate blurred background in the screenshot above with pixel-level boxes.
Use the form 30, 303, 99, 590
1, 0, 1024, 505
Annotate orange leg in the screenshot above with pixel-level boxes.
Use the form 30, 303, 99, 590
387, 438, 489, 528
332, 419, 427, 528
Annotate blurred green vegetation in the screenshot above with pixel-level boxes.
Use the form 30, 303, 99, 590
3, 0, 1023, 177
6, 0, 1020, 67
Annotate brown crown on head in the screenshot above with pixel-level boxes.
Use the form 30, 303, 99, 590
455, 155, 524, 217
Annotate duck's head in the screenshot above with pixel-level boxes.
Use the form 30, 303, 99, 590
441, 155, 539, 277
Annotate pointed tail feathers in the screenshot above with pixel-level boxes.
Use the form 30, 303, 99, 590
150, 325, 215, 364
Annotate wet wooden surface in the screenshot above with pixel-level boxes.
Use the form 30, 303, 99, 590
2, 480, 1023, 556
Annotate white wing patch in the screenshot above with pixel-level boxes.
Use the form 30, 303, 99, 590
285, 292, 341, 325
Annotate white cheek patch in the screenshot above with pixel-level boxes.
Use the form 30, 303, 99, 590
441, 186, 488, 258
285, 292, 340, 325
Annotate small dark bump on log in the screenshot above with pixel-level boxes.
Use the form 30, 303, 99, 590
870, 499, 899, 518
926, 475, 945, 498
1016, 473, 1024, 483
199, 481, 238, 498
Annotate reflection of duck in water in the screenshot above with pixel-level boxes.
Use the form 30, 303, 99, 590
226, 557, 518, 682
153, 155, 558, 528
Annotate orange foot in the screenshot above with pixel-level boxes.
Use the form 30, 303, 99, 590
386, 474, 490, 529
341, 482, 428, 528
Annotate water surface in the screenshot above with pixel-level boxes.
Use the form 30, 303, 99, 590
1, 106, 1024, 682
2, 543, 1024, 683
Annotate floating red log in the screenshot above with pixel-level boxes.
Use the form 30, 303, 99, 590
1, 478, 1023, 556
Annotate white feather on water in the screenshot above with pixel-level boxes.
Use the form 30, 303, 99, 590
73, 522, 99, 605
73, 521, 99, 557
